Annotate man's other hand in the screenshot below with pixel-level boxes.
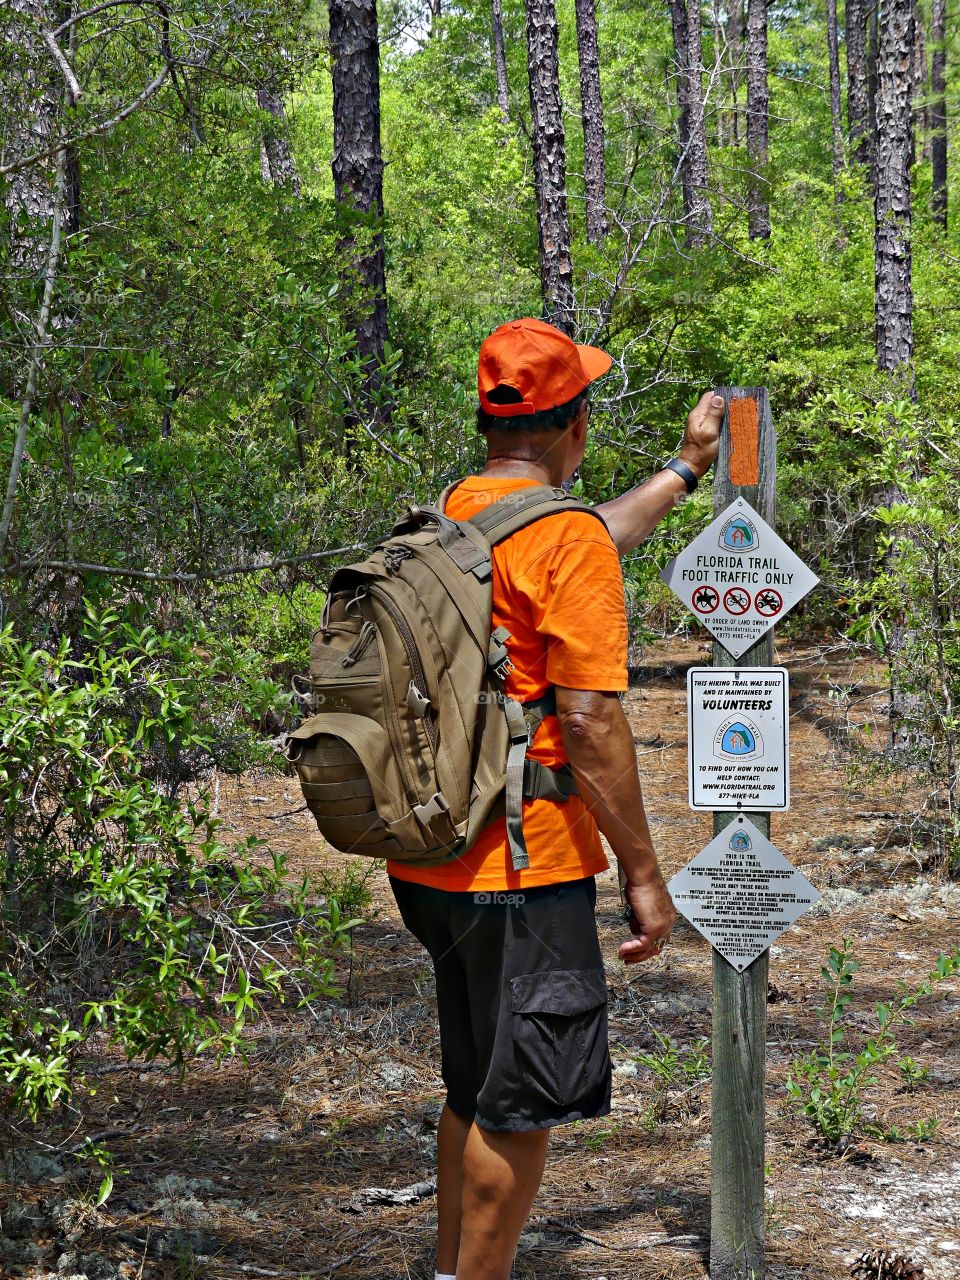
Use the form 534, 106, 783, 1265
620, 876, 677, 965
680, 391, 724, 479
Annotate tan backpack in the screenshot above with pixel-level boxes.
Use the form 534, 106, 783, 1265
284, 483, 608, 871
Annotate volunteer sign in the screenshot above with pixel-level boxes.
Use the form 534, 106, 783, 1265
661, 497, 819, 658
667, 817, 820, 970
688, 667, 789, 810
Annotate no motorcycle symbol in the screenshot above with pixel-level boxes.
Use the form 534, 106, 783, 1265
755, 587, 784, 617
723, 587, 751, 616
692, 585, 720, 614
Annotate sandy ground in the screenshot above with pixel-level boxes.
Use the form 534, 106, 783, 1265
2, 640, 958, 1280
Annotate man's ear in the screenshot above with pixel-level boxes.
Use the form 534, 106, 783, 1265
570, 405, 588, 446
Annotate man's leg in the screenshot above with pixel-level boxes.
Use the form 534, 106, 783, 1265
455, 1123, 550, 1280
436, 1103, 471, 1274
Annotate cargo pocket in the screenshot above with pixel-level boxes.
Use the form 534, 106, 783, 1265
510, 969, 609, 1113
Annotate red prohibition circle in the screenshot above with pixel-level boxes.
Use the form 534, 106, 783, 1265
723, 586, 751, 616
754, 587, 784, 617
691, 585, 720, 614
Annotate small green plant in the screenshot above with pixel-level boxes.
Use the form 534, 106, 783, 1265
785, 939, 960, 1148
898, 1055, 930, 1089
634, 1031, 711, 1125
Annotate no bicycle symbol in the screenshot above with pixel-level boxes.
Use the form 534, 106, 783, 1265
723, 587, 751, 616
755, 587, 783, 618
692, 585, 720, 614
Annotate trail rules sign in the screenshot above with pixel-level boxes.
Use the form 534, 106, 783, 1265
667, 816, 820, 970
661, 497, 819, 658
687, 667, 789, 810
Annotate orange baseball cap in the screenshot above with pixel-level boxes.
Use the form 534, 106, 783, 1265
478, 317, 613, 417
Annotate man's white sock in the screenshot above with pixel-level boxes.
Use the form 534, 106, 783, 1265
435, 1272, 456, 1280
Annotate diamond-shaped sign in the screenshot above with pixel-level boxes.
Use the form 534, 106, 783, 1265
667, 817, 820, 969
661, 497, 819, 658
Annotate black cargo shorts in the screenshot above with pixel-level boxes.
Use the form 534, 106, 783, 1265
389, 875, 611, 1132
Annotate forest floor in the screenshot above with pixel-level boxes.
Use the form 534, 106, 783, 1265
3, 639, 960, 1280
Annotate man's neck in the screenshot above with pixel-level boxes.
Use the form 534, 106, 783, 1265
481, 457, 559, 486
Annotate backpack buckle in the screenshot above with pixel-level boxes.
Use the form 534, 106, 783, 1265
406, 681, 432, 717
488, 626, 515, 679
413, 791, 449, 826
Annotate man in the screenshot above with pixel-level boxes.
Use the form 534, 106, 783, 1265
387, 318, 723, 1280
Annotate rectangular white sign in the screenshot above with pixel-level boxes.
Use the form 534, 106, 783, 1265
687, 666, 789, 811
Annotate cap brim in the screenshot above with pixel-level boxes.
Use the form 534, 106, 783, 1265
576, 343, 614, 385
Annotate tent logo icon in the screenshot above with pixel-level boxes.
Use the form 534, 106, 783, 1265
719, 514, 758, 552
713, 716, 764, 760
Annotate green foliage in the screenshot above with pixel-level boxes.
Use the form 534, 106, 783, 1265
0, 609, 360, 1123
633, 1031, 711, 1127
785, 940, 960, 1148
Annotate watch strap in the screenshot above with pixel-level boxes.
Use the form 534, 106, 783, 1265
663, 458, 699, 493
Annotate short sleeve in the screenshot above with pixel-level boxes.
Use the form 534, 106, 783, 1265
517, 515, 629, 691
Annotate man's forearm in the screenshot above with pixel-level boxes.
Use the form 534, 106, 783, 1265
559, 697, 664, 887
597, 469, 689, 558
597, 391, 725, 557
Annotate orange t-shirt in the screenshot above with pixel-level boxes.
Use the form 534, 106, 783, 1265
386, 475, 629, 892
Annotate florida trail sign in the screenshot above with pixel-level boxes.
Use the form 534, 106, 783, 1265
660, 495, 820, 658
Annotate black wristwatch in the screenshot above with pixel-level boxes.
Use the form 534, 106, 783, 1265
663, 458, 699, 493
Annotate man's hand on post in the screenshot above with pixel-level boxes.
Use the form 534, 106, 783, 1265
620, 874, 677, 965
679, 391, 725, 480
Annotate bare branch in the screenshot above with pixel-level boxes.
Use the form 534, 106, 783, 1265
1, 545, 367, 583
41, 28, 83, 101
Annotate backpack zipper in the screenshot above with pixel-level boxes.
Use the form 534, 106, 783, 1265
369, 585, 438, 756
341, 620, 377, 667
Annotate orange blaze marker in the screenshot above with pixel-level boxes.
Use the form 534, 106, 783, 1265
728, 396, 760, 487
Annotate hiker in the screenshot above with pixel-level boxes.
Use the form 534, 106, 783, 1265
386, 319, 724, 1280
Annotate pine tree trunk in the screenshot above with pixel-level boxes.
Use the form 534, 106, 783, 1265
846, 0, 871, 164
671, 0, 713, 243
868, 0, 880, 185
931, 0, 947, 225
257, 87, 301, 195
329, 0, 388, 412
912, 13, 929, 158
874, 0, 915, 375
727, 0, 745, 146
524, 0, 575, 331
685, 0, 713, 241
492, 0, 510, 122
574, 0, 607, 242
670, 0, 695, 225
2, 0, 63, 273
826, 0, 846, 179
746, 0, 769, 239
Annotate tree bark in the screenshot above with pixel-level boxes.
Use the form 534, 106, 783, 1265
329, 0, 388, 411
931, 0, 947, 225
256, 87, 301, 195
868, 0, 880, 184
726, 0, 746, 146
846, 0, 871, 164
911, 10, 929, 157
2, 0, 62, 273
524, 0, 575, 331
671, 0, 713, 243
826, 0, 846, 180
574, 0, 607, 242
746, 0, 769, 239
874, 0, 915, 376
491, 0, 510, 122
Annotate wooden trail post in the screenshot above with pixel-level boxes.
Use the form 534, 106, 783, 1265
709, 386, 775, 1280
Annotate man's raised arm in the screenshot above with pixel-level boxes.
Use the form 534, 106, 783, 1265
597, 391, 725, 557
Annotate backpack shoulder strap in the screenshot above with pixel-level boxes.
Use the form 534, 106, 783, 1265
467, 485, 609, 546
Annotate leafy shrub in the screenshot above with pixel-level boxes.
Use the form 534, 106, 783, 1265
0, 609, 360, 1124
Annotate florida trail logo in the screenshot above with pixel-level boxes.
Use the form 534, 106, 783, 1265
713, 716, 764, 761
719, 513, 758, 553
728, 829, 753, 852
